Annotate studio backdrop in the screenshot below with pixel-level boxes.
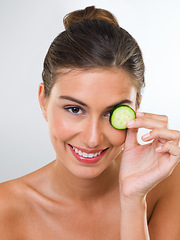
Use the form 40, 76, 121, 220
0, 0, 180, 182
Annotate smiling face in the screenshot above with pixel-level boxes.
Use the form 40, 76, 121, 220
39, 68, 137, 179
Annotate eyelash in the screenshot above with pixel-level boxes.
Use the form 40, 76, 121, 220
64, 106, 112, 118
104, 111, 111, 118
64, 106, 85, 115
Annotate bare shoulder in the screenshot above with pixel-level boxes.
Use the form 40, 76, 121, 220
147, 162, 180, 239
0, 163, 53, 239
0, 178, 29, 239
0, 179, 25, 214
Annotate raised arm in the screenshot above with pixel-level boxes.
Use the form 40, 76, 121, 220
119, 112, 180, 239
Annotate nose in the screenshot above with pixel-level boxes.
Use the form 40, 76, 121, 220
81, 117, 104, 149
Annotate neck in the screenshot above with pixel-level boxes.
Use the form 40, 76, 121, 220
50, 157, 120, 203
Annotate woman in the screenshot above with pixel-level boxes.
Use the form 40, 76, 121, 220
0, 6, 180, 240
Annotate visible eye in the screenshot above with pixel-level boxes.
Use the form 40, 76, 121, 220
104, 111, 111, 118
64, 106, 84, 115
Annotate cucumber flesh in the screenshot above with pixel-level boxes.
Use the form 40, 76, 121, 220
110, 105, 136, 129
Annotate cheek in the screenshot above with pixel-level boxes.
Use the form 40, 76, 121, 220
107, 129, 127, 147
48, 111, 76, 145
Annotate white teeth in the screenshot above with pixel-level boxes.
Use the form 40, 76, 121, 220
82, 152, 88, 157
78, 150, 83, 156
72, 147, 102, 158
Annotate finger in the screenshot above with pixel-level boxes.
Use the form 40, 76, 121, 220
136, 112, 168, 124
156, 141, 180, 157
157, 138, 168, 144
142, 129, 180, 144
127, 116, 168, 130
124, 128, 139, 150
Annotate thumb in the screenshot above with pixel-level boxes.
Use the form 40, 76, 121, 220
124, 128, 139, 150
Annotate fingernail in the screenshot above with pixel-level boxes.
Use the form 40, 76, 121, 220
127, 120, 135, 127
156, 146, 162, 152
136, 112, 144, 117
142, 132, 150, 139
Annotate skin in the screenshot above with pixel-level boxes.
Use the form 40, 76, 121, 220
0, 68, 180, 240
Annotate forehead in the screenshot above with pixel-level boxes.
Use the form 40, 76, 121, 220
55, 68, 133, 90
52, 68, 137, 106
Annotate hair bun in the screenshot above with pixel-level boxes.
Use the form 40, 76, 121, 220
63, 6, 119, 29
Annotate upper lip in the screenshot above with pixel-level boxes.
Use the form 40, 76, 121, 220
68, 144, 109, 154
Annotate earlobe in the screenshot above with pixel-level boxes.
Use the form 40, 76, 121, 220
38, 83, 48, 121
138, 95, 142, 107
135, 94, 142, 111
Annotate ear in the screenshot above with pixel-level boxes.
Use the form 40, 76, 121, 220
38, 83, 48, 121
138, 94, 142, 107
136, 94, 142, 111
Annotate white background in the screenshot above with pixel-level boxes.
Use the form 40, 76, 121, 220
0, 0, 180, 182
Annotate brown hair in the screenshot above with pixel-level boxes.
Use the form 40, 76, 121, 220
42, 6, 145, 107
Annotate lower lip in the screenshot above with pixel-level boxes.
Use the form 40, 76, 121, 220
69, 145, 108, 164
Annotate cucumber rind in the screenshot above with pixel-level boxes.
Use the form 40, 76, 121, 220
109, 105, 136, 130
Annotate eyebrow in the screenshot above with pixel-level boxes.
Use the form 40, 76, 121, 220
59, 96, 133, 110
59, 96, 88, 107
105, 99, 133, 110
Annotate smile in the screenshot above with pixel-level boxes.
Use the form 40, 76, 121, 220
68, 144, 108, 164
72, 146, 102, 158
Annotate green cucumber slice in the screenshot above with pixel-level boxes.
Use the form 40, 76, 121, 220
110, 105, 136, 129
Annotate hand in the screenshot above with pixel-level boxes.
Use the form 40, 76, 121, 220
119, 112, 180, 199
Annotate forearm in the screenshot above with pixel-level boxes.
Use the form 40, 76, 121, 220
120, 195, 150, 240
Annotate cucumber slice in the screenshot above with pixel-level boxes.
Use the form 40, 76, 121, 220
110, 105, 136, 129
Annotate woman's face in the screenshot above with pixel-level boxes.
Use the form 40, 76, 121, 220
39, 68, 137, 179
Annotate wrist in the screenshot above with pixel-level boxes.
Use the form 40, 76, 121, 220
119, 181, 147, 203
120, 192, 147, 204
120, 193, 147, 214
119, 194, 149, 240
